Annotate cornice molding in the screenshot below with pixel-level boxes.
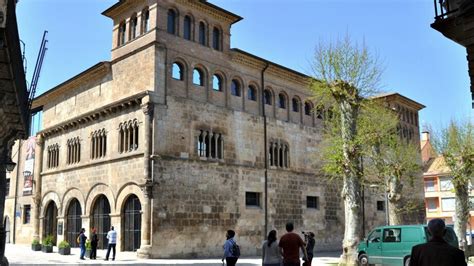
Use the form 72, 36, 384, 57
39, 91, 150, 138
177, 0, 241, 25
231, 52, 310, 87
102, 0, 145, 18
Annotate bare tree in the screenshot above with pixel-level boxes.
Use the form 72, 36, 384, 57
433, 120, 474, 250
310, 35, 383, 265
360, 103, 422, 225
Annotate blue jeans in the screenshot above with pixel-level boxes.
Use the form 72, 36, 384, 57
79, 244, 86, 259
105, 243, 116, 260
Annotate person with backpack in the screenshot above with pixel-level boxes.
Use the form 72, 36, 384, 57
262, 230, 282, 266
78, 228, 87, 260
222, 229, 239, 265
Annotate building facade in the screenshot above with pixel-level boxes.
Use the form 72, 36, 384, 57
4, 0, 424, 259
421, 132, 474, 232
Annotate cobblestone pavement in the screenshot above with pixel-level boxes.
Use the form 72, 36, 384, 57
5, 244, 341, 265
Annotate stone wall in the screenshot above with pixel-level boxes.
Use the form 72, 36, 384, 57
151, 159, 344, 258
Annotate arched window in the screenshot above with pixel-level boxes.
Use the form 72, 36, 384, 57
184, 16, 192, 40
193, 68, 204, 86
292, 98, 300, 112
119, 120, 139, 153
199, 22, 206, 46
213, 27, 221, 50
141, 8, 149, 34
122, 195, 142, 251
167, 9, 176, 34
304, 102, 312, 116
269, 140, 289, 169
213, 74, 223, 91
172, 62, 184, 80
278, 93, 286, 109
264, 90, 272, 105
130, 15, 138, 40
118, 21, 126, 46
231, 80, 241, 96
197, 130, 224, 159
247, 86, 257, 101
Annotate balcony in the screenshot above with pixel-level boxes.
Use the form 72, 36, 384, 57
431, 0, 474, 46
434, 0, 460, 20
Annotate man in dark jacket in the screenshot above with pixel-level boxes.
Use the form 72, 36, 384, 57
410, 218, 466, 266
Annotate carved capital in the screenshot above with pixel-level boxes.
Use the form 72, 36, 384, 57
35, 134, 45, 147
141, 103, 154, 117
32, 195, 41, 207
141, 179, 154, 199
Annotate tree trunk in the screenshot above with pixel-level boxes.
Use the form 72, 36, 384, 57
387, 176, 403, 225
454, 180, 469, 250
339, 100, 363, 266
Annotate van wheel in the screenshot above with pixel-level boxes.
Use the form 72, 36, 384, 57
358, 254, 370, 266
404, 256, 411, 266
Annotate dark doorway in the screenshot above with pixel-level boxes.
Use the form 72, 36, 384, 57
91, 195, 111, 249
122, 195, 141, 251
43, 201, 58, 245
66, 199, 82, 248
4, 216, 10, 244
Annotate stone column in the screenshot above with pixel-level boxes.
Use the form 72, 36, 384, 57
138, 99, 153, 259
56, 216, 65, 244
32, 135, 44, 241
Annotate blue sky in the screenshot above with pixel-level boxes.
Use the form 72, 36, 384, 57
17, 0, 471, 132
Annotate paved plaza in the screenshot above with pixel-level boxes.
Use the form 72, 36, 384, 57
5, 244, 341, 265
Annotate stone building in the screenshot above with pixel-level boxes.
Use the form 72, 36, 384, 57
4, 0, 423, 259
372, 92, 426, 224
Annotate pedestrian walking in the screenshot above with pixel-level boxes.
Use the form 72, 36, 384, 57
279, 222, 307, 266
105, 226, 117, 261
302, 232, 315, 266
90, 228, 98, 260
78, 228, 87, 260
222, 229, 239, 266
262, 230, 282, 266
409, 218, 466, 266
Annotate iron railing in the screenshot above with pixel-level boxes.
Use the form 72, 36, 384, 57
434, 0, 460, 20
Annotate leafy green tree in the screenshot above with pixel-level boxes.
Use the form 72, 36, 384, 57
433, 120, 474, 250
310, 36, 382, 265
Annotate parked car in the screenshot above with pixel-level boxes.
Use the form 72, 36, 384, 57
357, 224, 458, 266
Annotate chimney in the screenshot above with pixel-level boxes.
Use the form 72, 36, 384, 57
421, 131, 430, 142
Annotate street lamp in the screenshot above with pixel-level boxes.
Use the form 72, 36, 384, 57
5, 157, 16, 172
370, 184, 389, 226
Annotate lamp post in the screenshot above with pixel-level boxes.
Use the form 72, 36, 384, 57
5, 158, 16, 172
